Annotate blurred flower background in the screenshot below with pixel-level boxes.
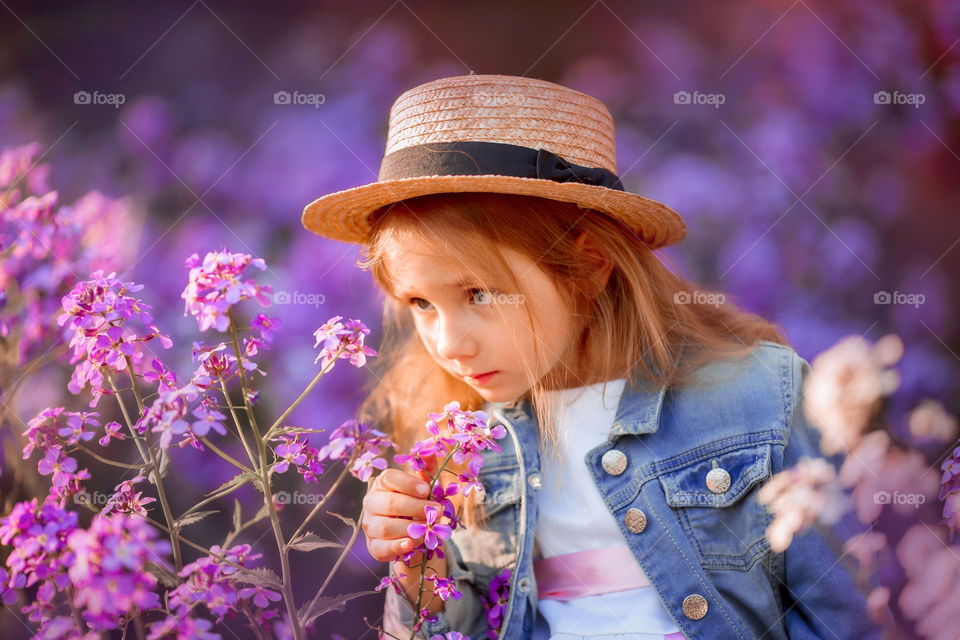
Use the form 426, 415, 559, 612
0, 0, 958, 637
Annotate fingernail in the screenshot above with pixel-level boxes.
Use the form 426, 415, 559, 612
417, 483, 429, 496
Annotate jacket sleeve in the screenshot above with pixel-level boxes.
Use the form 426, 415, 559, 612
778, 352, 886, 640
382, 535, 488, 639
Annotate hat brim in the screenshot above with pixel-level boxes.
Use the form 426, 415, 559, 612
301, 175, 686, 248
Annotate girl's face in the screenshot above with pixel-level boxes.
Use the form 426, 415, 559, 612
384, 236, 578, 405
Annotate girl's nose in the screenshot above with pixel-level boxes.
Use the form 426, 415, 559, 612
435, 314, 478, 361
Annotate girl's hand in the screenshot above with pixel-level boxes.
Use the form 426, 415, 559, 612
362, 468, 441, 562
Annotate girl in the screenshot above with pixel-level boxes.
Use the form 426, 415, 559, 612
300, 74, 881, 640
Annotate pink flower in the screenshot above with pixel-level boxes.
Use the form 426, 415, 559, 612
407, 505, 452, 550
313, 316, 378, 368
803, 334, 903, 456
351, 450, 387, 482
181, 249, 271, 332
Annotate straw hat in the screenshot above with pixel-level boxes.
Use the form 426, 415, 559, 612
301, 73, 686, 248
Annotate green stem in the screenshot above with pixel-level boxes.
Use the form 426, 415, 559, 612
110, 370, 183, 571
198, 435, 253, 473
289, 464, 350, 544
75, 444, 149, 470
219, 376, 259, 470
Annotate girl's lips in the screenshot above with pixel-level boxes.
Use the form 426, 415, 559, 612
466, 371, 498, 384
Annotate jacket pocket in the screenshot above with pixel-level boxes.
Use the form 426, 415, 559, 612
658, 443, 774, 570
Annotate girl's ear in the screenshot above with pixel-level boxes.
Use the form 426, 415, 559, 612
573, 231, 613, 297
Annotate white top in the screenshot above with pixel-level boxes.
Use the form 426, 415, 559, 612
532, 378, 681, 639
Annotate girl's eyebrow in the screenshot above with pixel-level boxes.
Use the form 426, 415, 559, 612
394, 278, 485, 298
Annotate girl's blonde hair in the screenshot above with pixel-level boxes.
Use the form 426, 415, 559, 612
355, 192, 790, 526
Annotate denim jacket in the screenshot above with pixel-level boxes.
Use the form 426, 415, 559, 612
383, 341, 884, 639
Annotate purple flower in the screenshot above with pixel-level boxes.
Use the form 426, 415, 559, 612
190, 406, 227, 438
36, 446, 80, 488
57, 270, 173, 407
482, 568, 511, 639
313, 315, 378, 369
407, 505, 452, 551
102, 475, 156, 517
98, 421, 126, 447
147, 615, 222, 639
170, 544, 263, 624
351, 450, 387, 482
427, 575, 463, 602
430, 633, 470, 640
181, 249, 271, 332
238, 584, 283, 608
66, 513, 171, 629
251, 313, 282, 343
272, 437, 308, 474
375, 571, 407, 595
318, 419, 395, 464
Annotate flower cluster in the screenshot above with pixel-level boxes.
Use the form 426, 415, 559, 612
313, 316, 377, 369
181, 249, 271, 332
102, 475, 157, 516
66, 513, 171, 629
386, 402, 508, 627
270, 434, 326, 483
319, 419, 395, 482
939, 444, 960, 540
481, 568, 511, 639
169, 544, 280, 627
0, 143, 136, 365
0, 497, 78, 590
22, 407, 96, 501
57, 270, 173, 407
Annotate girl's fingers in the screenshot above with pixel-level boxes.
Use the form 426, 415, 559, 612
363, 514, 423, 541
364, 490, 441, 519
367, 536, 416, 563
378, 468, 431, 497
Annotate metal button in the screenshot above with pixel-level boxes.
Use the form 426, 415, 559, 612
705, 460, 731, 494
682, 593, 708, 619
516, 576, 531, 593
624, 508, 647, 533
601, 449, 627, 476
528, 473, 542, 489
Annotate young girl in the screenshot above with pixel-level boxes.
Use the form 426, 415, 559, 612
300, 75, 881, 640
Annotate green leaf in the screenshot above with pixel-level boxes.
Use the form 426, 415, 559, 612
326, 510, 356, 529
297, 591, 376, 629
205, 471, 259, 499
232, 567, 282, 590
287, 532, 344, 552
174, 509, 219, 530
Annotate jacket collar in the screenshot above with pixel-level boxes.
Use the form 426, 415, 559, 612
608, 380, 668, 437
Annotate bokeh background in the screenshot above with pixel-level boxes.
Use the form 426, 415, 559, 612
1, 0, 958, 637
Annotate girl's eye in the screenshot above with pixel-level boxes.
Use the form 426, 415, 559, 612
469, 288, 499, 306
409, 297, 434, 311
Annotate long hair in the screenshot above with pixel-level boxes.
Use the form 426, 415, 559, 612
354, 192, 790, 526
